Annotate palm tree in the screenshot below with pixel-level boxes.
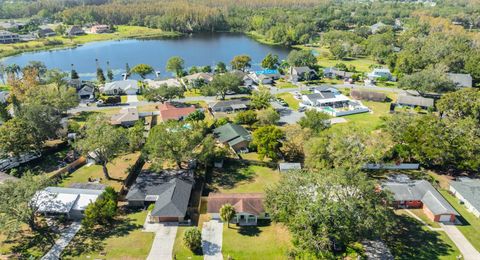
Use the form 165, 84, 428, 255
219, 204, 236, 228
5, 64, 21, 78
0, 62, 6, 84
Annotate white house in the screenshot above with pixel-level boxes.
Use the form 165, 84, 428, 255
368, 68, 393, 81
301, 88, 369, 116
145, 78, 182, 88
34, 186, 105, 219
450, 178, 480, 218
101, 80, 139, 95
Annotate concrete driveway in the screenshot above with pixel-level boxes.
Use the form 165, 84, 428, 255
145, 223, 178, 260
126, 94, 138, 103
202, 220, 223, 260
42, 221, 81, 260
441, 223, 480, 260
277, 107, 305, 124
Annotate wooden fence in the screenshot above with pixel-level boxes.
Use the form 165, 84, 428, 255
49, 156, 87, 180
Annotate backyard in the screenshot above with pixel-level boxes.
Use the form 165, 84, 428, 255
62, 209, 154, 259
208, 159, 280, 194
59, 152, 140, 192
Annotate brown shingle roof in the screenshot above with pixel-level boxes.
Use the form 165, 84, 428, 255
207, 193, 265, 215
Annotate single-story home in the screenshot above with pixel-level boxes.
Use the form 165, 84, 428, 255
158, 102, 197, 122
250, 69, 281, 85
126, 170, 194, 222
66, 26, 85, 36
36, 28, 56, 38
213, 123, 251, 152
397, 95, 434, 109
323, 67, 354, 79
289, 66, 317, 82
0, 30, 19, 44
207, 193, 269, 226
278, 163, 302, 173
102, 80, 139, 95
368, 68, 393, 81
447, 73, 472, 88
231, 70, 255, 87
209, 99, 250, 113
382, 176, 458, 223
450, 178, 480, 218
110, 107, 139, 127
91, 24, 111, 34
145, 78, 182, 88
182, 73, 213, 88
34, 185, 105, 219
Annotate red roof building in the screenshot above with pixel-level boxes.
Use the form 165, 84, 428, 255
158, 102, 196, 122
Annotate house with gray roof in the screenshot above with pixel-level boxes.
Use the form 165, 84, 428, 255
0, 91, 8, 103
209, 99, 250, 113
383, 177, 459, 223
213, 123, 251, 152
397, 95, 434, 109
0, 30, 19, 44
450, 178, 480, 218
289, 66, 317, 82
66, 26, 85, 36
126, 170, 194, 222
278, 163, 302, 173
323, 67, 354, 79
101, 80, 139, 95
447, 73, 473, 88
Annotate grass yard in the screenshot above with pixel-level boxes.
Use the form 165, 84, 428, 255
62, 209, 154, 259
210, 160, 279, 193
332, 99, 392, 132
172, 227, 204, 260
439, 189, 480, 251
59, 152, 140, 191
222, 221, 292, 260
0, 26, 179, 59
276, 92, 300, 110
185, 89, 202, 97
387, 213, 461, 260
275, 82, 297, 89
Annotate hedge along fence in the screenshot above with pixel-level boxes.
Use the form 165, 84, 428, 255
49, 156, 87, 180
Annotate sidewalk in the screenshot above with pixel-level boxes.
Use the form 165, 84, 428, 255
42, 221, 81, 260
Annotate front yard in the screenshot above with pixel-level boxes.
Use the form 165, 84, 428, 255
276, 92, 300, 110
172, 227, 204, 260
62, 209, 154, 259
222, 221, 292, 259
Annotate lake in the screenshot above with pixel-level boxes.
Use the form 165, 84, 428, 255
4, 33, 291, 80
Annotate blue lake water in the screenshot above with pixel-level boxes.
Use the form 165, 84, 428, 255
4, 33, 291, 80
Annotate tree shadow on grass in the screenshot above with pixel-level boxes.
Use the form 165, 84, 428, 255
60, 209, 141, 258
385, 214, 457, 260
9, 225, 57, 259
207, 160, 255, 191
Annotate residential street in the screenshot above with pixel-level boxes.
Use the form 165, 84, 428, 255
41, 221, 81, 260
441, 223, 480, 260
202, 220, 223, 260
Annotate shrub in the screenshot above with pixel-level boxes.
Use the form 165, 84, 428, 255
183, 227, 202, 252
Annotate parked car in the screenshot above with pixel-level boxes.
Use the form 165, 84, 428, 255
298, 106, 307, 112
277, 98, 288, 106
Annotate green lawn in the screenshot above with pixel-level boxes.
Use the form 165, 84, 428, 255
59, 152, 140, 192
276, 92, 300, 110
210, 160, 280, 193
222, 221, 292, 259
332, 99, 392, 132
439, 190, 480, 251
185, 89, 202, 97
172, 227, 204, 260
62, 209, 154, 259
387, 213, 462, 260
275, 82, 297, 89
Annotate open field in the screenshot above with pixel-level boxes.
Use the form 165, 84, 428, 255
62, 209, 154, 259
0, 26, 180, 59
222, 221, 292, 259
59, 152, 140, 192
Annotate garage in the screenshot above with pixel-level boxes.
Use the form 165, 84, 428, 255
439, 214, 453, 222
